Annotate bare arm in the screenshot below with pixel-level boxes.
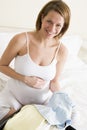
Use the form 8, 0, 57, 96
0, 33, 27, 82
0, 33, 45, 88
50, 44, 68, 92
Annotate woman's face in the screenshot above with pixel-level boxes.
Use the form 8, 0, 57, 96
41, 10, 64, 39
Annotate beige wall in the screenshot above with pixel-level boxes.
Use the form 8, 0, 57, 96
0, 0, 87, 39
65, 0, 87, 39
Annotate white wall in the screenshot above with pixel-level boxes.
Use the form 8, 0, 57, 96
0, 0, 87, 39
64, 0, 87, 39
0, 0, 48, 29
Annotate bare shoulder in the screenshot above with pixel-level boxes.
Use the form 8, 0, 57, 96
1, 32, 28, 58
58, 43, 68, 60
6, 32, 30, 55
10, 32, 27, 47
59, 43, 68, 55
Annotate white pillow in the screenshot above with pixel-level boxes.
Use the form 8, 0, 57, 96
60, 35, 83, 56
0, 32, 17, 56
0, 32, 18, 68
60, 35, 83, 70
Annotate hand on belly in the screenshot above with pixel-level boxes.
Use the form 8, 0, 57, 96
24, 76, 46, 89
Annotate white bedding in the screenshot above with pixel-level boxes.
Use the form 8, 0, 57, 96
0, 30, 87, 130
60, 59, 87, 130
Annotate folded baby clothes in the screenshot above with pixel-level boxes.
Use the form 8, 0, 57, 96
35, 92, 75, 130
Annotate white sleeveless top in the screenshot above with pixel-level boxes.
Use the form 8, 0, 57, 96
8, 33, 61, 105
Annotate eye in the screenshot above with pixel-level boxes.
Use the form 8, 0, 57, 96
56, 24, 61, 28
47, 20, 52, 24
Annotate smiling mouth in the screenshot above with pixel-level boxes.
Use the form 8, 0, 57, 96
45, 29, 57, 36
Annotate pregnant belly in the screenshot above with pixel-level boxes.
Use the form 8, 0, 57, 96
8, 79, 52, 105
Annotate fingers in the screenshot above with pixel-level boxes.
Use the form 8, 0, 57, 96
33, 76, 46, 88
25, 76, 46, 89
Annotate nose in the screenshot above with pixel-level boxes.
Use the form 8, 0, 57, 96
49, 24, 56, 33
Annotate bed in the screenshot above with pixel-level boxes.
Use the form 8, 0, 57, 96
0, 27, 87, 130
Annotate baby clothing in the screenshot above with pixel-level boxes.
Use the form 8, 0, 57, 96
35, 92, 76, 130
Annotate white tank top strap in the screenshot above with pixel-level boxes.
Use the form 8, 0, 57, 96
55, 41, 61, 59
25, 32, 29, 54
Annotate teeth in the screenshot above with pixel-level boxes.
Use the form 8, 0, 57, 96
46, 29, 54, 35
48, 32, 52, 34
47, 31, 53, 35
